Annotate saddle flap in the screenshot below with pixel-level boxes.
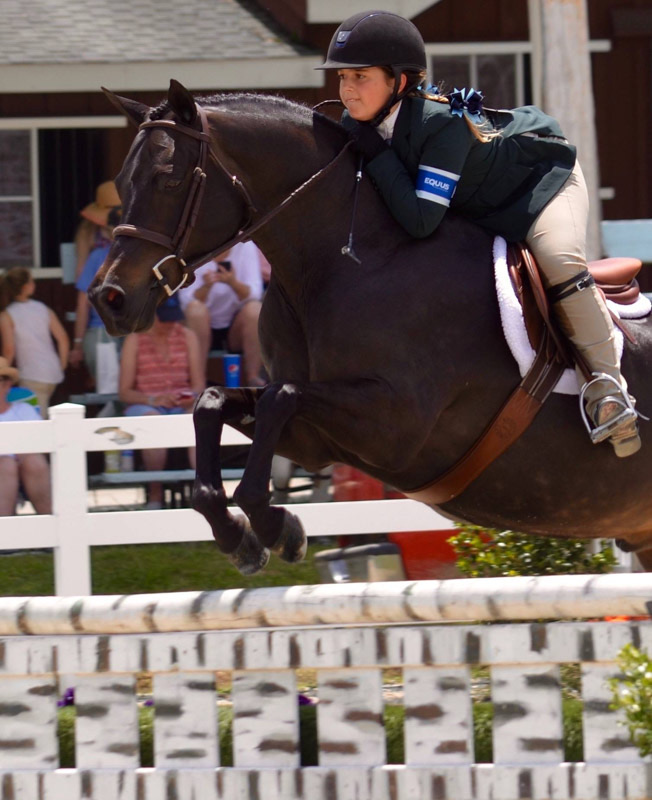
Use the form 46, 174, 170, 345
507, 242, 574, 367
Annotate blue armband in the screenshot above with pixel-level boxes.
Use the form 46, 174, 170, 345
415, 165, 459, 207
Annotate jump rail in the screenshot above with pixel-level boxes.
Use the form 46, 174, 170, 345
1, 572, 652, 635
0, 576, 651, 798
1, 403, 455, 595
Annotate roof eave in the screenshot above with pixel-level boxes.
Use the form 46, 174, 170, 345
0, 55, 325, 94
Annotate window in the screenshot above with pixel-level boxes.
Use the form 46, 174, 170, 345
427, 45, 531, 109
0, 130, 35, 268
426, 38, 611, 112
0, 117, 126, 272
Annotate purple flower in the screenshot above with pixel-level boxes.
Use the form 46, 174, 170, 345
57, 687, 75, 707
298, 693, 314, 706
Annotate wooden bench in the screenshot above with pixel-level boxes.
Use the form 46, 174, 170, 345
88, 465, 331, 506
69, 392, 120, 406
88, 468, 246, 508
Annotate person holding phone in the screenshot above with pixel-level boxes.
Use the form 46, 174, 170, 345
178, 241, 266, 386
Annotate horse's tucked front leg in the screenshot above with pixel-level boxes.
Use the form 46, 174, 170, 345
192, 385, 269, 575
233, 383, 307, 564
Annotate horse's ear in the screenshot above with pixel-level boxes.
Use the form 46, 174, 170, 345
102, 87, 150, 128
167, 79, 197, 125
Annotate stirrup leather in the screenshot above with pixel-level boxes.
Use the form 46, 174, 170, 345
579, 373, 638, 444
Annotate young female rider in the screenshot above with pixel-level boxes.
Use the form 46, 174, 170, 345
318, 10, 641, 458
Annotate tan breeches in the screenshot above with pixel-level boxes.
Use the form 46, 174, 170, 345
525, 161, 624, 407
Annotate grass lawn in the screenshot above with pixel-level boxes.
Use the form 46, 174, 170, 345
0, 541, 331, 596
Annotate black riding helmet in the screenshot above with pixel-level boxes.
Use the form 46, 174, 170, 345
317, 10, 426, 72
317, 11, 427, 126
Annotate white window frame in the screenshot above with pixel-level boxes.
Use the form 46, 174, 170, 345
425, 39, 611, 107
0, 116, 127, 276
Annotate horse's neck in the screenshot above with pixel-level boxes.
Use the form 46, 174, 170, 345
212, 102, 403, 295
247, 139, 357, 291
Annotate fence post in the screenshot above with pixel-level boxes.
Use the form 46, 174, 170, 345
49, 403, 91, 596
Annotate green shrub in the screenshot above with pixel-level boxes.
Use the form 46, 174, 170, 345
609, 643, 652, 757
448, 523, 616, 578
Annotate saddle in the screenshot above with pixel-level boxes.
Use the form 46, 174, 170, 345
405, 244, 643, 506
511, 250, 642, 357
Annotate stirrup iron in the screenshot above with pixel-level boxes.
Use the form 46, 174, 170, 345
579, 373, 639, 444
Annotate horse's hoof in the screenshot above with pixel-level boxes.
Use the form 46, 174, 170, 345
270, 512, 307, 563
227, 518, 270, 575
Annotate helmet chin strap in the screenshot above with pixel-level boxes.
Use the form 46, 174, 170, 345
369, 66, 419, 127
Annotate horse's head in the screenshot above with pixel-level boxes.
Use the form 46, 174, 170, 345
90, 80, 251, 334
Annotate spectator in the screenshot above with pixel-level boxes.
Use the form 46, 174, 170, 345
0, 268, 69, 418
69, 206, 122, 384
179, 241, 265, 386
0, 357, 52, 516
73, 180, 121, 280
119, 297, 205, 509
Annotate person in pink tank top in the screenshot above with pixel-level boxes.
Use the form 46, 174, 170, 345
119, 297, 205, 509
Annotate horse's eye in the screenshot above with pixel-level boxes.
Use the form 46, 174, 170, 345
165, 179, 182, 189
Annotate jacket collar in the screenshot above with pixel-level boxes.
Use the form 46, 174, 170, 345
391, 95, 414, 147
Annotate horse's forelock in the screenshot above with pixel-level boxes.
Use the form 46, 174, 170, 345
148, 99, 166, 120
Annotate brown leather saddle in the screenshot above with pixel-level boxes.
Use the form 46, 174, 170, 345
511, 248, 643, 358
405, 245, 643, 506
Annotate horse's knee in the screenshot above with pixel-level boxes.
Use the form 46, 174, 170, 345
195, 385, 225, 413
257, 382, 299, 418
193, 387, 226, 431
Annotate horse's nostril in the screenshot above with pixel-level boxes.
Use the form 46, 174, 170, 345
103, 287, 125, 312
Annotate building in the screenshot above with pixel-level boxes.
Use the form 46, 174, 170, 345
0, 0, 650, 280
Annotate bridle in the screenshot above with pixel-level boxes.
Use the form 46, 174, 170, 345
113, 106, 257, 297
113, 103, 352, 297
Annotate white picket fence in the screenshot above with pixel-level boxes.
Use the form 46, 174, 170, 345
0, 403, 456, 596
1, 575, 652, 798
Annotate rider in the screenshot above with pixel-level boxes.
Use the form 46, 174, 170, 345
318, 10, 641, 458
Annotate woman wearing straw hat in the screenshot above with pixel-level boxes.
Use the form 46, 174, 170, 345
70, 203, 122, 382
73, 180, 121, 280
0, 357, 52, 516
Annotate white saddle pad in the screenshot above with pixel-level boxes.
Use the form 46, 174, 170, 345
493, 236, 650, 396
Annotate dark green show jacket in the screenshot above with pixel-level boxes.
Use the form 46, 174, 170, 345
342, 97, 577, 242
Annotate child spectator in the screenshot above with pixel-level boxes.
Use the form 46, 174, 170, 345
0, 358, 52, 515
0, 268, 69, 418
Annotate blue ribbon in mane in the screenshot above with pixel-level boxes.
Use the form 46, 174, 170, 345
448, 87, 484, 122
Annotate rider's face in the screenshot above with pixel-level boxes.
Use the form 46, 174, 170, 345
338, 67, 396, 122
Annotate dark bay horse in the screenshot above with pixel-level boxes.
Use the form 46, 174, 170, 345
91, 80, 652, 573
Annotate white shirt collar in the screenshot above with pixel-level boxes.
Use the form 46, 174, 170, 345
377, 101, 402, 141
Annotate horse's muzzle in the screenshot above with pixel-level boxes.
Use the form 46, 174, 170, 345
89, 282, 152, 336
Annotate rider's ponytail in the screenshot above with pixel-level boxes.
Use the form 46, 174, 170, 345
401, 68, 500, 143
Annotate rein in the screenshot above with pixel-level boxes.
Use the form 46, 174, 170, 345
114, 104, 353, 296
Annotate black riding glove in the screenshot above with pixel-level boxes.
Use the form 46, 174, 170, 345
347, 122, 388, 162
